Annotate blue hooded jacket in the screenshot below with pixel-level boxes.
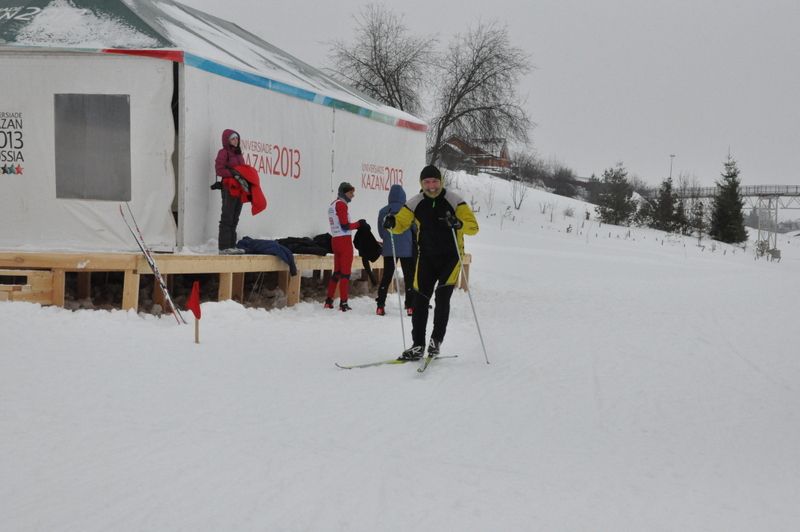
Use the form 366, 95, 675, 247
236, 237, 297, 275
377, 184, 414, 257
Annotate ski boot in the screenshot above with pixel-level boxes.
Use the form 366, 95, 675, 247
398, 345, 424, 361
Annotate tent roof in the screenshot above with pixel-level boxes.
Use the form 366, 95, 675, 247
0, 0, 426, 130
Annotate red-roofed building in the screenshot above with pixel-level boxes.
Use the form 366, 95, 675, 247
437, 136, 512, 176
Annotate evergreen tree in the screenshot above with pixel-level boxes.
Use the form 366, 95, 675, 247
586, 174, 603, 205
709, 155, 748, 243
595, 163, 636, 225
675, 199, 690, 235
652, 177, 678, 232
690, 200, 706, 238
633, 199, 654, 227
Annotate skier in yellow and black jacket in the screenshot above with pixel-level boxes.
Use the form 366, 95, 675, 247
383, 165, 479, 361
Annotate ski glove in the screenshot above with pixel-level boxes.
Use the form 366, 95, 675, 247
357, 219, 369, 230
444, 211, 463, 230
383, 214, 396, 229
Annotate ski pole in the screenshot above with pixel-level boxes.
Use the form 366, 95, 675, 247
450, 225, 490, 364
388, 231, 407, 351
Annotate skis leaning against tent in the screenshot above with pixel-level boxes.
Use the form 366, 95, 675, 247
119, 203, 186, 324
335, 354, 457, 370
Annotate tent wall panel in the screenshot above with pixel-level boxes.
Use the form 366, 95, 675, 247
331, 109, 426, 225
181, 66, 425, 247
0, 52, 176, 251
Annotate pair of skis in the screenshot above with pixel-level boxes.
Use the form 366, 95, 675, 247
119, 203, 186, 324
335, 354, 457, 372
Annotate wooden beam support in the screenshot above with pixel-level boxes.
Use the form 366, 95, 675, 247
278, 271, 302, 306
52, 269, 66, 307
218, 272, 233, 301
122, 270, 140, 311
459, 264, 470, 291
232, 272, 245, 302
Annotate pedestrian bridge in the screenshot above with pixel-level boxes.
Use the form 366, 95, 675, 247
674, 185, 800, 202
645, 184, 800, 259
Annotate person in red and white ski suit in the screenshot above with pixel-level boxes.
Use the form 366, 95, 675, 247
324, 182, 366, 311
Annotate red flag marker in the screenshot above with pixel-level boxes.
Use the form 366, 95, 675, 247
186, 280, 201, 343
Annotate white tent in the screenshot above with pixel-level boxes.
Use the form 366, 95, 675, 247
0, 0, 427, 252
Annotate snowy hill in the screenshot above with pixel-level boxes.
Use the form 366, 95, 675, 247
2, 172, 799, 531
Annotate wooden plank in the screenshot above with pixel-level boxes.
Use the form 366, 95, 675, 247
0, 268, 48, 278
218, 272, 233, 301
29, 271, 54, 294
458, 254, 472, 291
459, 264, 470, 290
52, 269, 66, 307
0, 252, 138, 271
0, 269, 54, 305
277, 270, 289, 300
121, 270, 140, 311
137, 254, 290, 274
232, 272, 245, 302
285, 273, 301, 306
0, 285, 22, 292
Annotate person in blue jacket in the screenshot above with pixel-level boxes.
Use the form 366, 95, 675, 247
376, 184, 416, 316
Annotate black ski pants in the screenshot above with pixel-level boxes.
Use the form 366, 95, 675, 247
411, 252, 459, 347
218, 186, 243, 250
376, 256, 416, 309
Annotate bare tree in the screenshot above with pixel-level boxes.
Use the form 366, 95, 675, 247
427, 22, 532, 164
511, 179, 529, 209
328, 4, 435, 114
511, 150, 548, 185
628, 173, 650, 196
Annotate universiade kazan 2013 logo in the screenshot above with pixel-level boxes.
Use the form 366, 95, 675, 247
1, 111, 24, 175
361, 163, 404, 190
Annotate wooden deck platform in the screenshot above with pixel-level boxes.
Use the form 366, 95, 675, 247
0, 251, 471, 311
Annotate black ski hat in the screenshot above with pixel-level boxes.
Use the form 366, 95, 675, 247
420, 165, 442, 181
338, 182, 355, 195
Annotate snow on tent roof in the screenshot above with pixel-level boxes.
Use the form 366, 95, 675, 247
0, 0, 426, 130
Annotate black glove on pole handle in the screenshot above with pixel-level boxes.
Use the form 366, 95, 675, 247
445, 211, 463, 229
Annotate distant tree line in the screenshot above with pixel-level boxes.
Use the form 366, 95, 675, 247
508, 152, 585, 198
592, 155, 748, 244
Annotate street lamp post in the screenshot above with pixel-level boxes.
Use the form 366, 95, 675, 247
669, 154, 676, 180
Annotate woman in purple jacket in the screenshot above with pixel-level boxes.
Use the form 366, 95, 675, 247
215, 129, 246, 254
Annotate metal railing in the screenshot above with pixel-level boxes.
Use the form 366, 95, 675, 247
644, 185, 800, 199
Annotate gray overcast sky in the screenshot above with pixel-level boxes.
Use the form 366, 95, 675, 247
181, 0, 800, 187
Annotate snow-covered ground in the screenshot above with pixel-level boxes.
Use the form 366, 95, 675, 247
2, 173, 799, 531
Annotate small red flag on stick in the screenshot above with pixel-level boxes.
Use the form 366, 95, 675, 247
186, 280, 201, 319
186, 280, 201, 343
